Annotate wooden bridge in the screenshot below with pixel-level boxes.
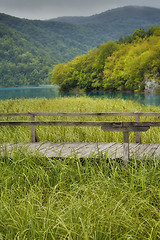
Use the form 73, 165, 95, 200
1, 112, 160, 164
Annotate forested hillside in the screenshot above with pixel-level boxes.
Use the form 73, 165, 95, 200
0, 14, 89, 87
0, 23, 54, 86
54, 6, 160, 28
1, 6, 160, 87
52, 26, 160, 92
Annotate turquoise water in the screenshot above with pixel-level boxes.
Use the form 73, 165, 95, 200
0, 86, 60, 99
0, 86, 160, 106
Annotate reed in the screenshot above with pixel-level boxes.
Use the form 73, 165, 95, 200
0, 150, 160, 239
0, 97, 160, 143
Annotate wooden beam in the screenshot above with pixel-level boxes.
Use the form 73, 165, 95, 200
30, 114, 38, 143
123, 131, 129, 166
1, 112, 160, 117
135, 114, 141, 143
0, 120, 154, 129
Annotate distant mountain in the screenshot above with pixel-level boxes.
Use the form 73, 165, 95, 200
54, 6, 160, 26
1, 6, 160, 86
53, 6, 160, 42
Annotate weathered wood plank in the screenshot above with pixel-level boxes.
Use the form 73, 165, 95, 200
129, 143, 142, 156
141, 143, 160, 157
102, 143, 122, 158
36, 143, 66, 157
30, 114, 36, 142
51, 143, 82, 157
1, 112, 160, 117
95, 142, 117, 154
123, 131, 129, 164
24, 142, 46, 151
1, 142, 160, 159
110, 144, 124, 159
138, 143, 152, 157
39, 143, 66, 157
70, 143, 97, 157
0, 121, 155, 131
44, 143, 88, 158
135, 114, 141, 143
155, 145, 160, 155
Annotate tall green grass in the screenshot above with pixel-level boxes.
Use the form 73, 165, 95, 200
0, 150, 160, 239
0, 97, 160, 143
1, 97, 160, 239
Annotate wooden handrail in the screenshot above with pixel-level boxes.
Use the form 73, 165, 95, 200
1, 120, 160, 128
1, 112, 160, 164
0, 112, 160, 117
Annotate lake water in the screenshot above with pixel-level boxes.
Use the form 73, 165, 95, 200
0, 86, 160, 106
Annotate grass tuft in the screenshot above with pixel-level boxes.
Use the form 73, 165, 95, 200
0, 150, 160, 239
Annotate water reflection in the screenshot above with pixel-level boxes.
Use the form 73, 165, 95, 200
0, 86, 60, 99
144, 93, 160, 106
0, 86, 160, 106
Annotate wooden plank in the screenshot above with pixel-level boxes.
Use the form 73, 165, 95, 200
102, 143, 120, 157
129, 143, 149, 157
0, 121, 153, 131
23, 142, 46, 151
79, 142, 118, 157
110, 143, 124, 159
95, 142, 117, 155
47, 143, 89, 158
1, 112, 160, 117
1, 142, 160, 159
0, 120, 156, 128
141, 143, 160, 157
69, 143, 97, 158
129, 143, 141, 157
30, 114, 36, 142
37, 143, 66, 157
154, 145, 160, 155
138, 143, 152, 157
123, 131, 129, 164
40, 143, 67, 158
51, 143, 86, 157
135, 114, 141, 143
0, 113, 31, 117
128, 143, 159, 157
0, 143, 16, 157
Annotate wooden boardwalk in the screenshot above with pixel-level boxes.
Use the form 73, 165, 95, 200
1, 142, 160, 159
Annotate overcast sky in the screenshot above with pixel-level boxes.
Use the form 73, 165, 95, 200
0, 0, 160, 20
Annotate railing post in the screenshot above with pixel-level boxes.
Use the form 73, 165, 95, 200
135, 114, 141, 143
123, 131, 129, 166
30, 114, 38, 142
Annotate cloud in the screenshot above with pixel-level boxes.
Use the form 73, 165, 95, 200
0, 0, 160, 19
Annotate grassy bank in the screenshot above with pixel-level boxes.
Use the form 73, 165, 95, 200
0, 97, 160, 143
0, 97, 160, 239
0, 151, 160, 239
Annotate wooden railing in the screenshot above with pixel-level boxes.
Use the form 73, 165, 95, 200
0, 112, 160, 162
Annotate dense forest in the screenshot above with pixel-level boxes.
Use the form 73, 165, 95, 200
0, 23, 54, 86
1, 6, 160, 87
52, 26, 160, 92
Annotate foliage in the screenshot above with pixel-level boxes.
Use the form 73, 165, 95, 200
1, 6, 160, 87
0, 14, 89, 87
103, 34, 160, 91
52, 26, 160, 92
0, 23, 55, 86
52, 41, 118, 91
